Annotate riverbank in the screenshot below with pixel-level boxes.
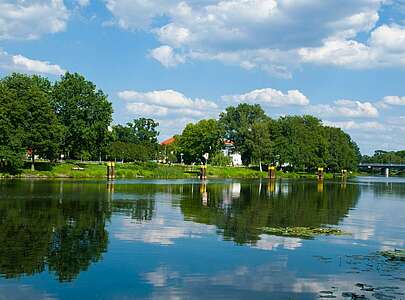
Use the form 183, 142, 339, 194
0, 162, 342, 179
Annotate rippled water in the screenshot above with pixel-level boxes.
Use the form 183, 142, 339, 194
0, 177, 404, 299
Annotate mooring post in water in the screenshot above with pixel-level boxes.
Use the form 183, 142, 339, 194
111, 162, 115, 179
200, 164, 207, 180
341, 169, 348, 179
200, 182, 208, 206
317, 167, 324, 181
107, 162, 115, 180
267, 180, 276, 193
268, 166, 276, 180
317, 180, 324, 193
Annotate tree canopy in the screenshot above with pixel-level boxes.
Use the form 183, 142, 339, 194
52, 72, 113, 160
177, 119, 224, 164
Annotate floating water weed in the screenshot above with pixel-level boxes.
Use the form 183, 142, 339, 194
260, 226, 350, 239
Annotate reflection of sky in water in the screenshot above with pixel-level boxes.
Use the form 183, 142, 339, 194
0, 179, 404, 299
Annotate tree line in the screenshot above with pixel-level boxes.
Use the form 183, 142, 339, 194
0, 73, 163, 173
1, 72, 361, 173
172, 104, 362, 172
362, 150, 405, 164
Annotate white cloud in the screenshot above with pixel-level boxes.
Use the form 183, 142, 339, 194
105, 0, 172, 30
0, 50, 66, 75
126, 102, 169, 117
0, 0, 69, 40
299, 39, 376, 68
149, 46, 185, 67
223, 88, 310, 107
118, 89, 220, 129
307, 100, 379, 118
300, 24, 405, 69
77, 0, 90, 7
105, 0, 402, 74
382, 96, 405, 106
323, 120, 385, 131
119, 89, 217, 109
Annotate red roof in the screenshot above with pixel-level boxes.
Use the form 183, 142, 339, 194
161, 137, 176, 146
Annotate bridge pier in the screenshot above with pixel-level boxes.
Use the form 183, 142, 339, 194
383, 167, 389, 177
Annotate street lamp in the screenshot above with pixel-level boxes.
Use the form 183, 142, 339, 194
180, 153, 184, 164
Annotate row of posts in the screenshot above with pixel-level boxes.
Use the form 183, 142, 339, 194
106, 162, 347, 181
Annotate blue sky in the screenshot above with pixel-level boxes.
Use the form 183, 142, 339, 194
1, 0, 405, 154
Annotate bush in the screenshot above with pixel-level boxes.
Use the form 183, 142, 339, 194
210, 152, 232, 166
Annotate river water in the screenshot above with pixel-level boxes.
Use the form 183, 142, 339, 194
0, 177, 404, 299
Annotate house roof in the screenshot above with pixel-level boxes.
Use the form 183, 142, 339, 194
161, 137, 176, 146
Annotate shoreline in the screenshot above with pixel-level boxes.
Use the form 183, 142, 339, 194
0, 162, 356, 180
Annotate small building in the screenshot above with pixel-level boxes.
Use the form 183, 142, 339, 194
222, 140, 242, 166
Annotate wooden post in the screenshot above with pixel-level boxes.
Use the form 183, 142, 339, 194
317, 180, 324, 193
341, 169, 347, 178
106, 162, 116, 180
111, 162, 115, 179
268, 166, 276, 180
200, 164, 207, 180
317, 167, 324, 181
267, 180, 275, 193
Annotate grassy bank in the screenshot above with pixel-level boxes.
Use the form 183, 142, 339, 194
0, 161, 342, 179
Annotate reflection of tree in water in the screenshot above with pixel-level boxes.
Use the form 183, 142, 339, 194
0, 181, 160, 282
110, 182, 159, 222
366, 181, 405, 198
0, 181, 111, 282
180, 181, 360, 245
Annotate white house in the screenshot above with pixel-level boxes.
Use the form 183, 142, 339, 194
222, 140, 242, 166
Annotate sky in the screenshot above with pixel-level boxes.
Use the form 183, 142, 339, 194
0, 0, 405, 154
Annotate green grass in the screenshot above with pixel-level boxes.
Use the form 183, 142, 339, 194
0, 161, 343, 179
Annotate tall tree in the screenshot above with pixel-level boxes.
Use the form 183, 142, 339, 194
219, 104, 268, 164
1, 74, 63, 171
52, 73, 113, 160
178, 119, 224, 164
245, 120, 274, 171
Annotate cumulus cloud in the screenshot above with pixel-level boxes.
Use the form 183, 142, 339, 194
0, 0, 69, 40
0, 50, 66, 75
223, 88, 310, 107
300, 24, 405, 69
104, 0, 405, 74
307, 100, 379, 118
149, 46, 185, 68
118, 89, 220, 127
382, 96, 405, 106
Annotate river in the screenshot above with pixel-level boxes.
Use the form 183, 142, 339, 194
0, 177, 404, 299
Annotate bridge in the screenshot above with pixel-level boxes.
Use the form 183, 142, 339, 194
358, 163, 405, 176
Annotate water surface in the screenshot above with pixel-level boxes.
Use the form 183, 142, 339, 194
0, 178, 404, 299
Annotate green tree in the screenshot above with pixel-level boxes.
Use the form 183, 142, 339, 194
24, 85, 64, 169
128, 118, 159, 144
0, 82, 25, 173
274, 115, 328, 171
324, 126, 361, 171
245, 120, 275, 171
219, 104, 268, 164
0, 74, 63, 171
178, 119, 224, 164
52, 73, 113, 160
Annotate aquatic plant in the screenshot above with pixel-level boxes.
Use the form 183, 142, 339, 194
260, 226, 350, 239
380, 249, 405, 261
